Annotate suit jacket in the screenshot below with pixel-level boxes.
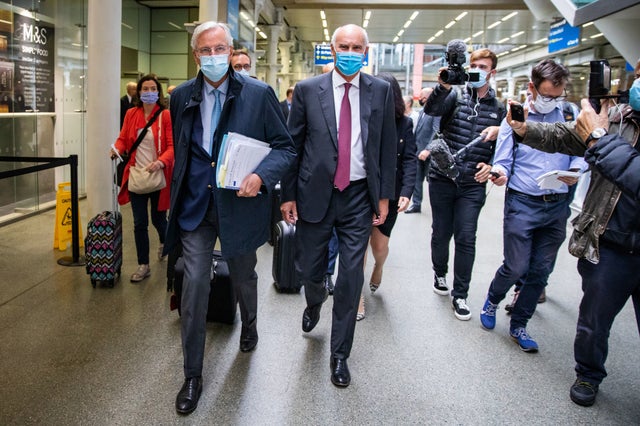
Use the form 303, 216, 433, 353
279, 100, 290, 121
281, 71, 397, 223
414, 111, 440, 152
395, 115, 418, 200
165, 71, 296, 258
120, 95, 135, 129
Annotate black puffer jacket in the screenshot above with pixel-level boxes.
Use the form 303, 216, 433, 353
425, 84, 505, 185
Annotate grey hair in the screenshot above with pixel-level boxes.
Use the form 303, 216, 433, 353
191, 21, 233, 51
330, 24, 369, 48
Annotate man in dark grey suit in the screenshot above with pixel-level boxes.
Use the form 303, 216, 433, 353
165, 21, 295, 415
281, 24, 396, 388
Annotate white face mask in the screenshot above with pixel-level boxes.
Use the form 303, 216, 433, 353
532, 95, 558, 114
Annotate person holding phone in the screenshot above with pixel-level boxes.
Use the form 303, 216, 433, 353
479, 59, 587, 352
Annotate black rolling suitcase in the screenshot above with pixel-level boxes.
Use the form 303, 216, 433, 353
84, 159, 122, 288
268, 182, 281, 246
272, 220, 301, 293
171, 250, 237, 324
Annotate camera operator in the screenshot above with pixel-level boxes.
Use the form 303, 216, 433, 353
508, 61, 640, 407
423, 46, 505, 321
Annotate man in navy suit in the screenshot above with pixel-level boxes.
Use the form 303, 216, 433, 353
279, 86, 293, 121
281, 24, 396, 388
165, 21, 295, 415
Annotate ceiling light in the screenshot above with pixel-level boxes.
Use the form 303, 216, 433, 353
121, 22, 133, 30
463, 37, 471, 42
393, 36, 399, 43
502, 12, 518, 21
325, 35, 330, 42
167, 21, 182, 30
397, 29, 405, 37
247, 19, 255, 27
324, 28, 329, 37
259, 31, 267, 39
487, 21, 501, 29
473, 30, 484, 37
365, 11, 372, 20
582, 38, 587, 41
410, 11, 419, 20
455, 12, 468, 21
582, 21, 593, 27
590, 33, 603, 38
322, 19, 327, 28
363, 20, 369, 28
434, 30, 443, 37
428, 36, 435, 43
320, 10, 326, 20
240, 11, 250, 20
511, 31, 524, 38
498, 37, 509, 43
445, 20, 456, 29
534, 37, 547, 44
255, 26, 261, 32
404, 20, 412, 29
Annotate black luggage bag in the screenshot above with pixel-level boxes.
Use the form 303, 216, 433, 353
272, 220, 301, 293
172, 250, 237, 324
268, 183, 281, 246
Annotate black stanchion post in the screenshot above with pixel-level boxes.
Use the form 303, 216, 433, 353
58, 154, 85, 267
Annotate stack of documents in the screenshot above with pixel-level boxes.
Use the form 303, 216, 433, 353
536, 170, 582, 190
216, 132, 271, 190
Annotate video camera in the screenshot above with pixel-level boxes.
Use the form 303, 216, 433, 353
440, 39, 480, 85
589, 59, 629, 113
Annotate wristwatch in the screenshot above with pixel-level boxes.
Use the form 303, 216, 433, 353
585, 127, 607, 146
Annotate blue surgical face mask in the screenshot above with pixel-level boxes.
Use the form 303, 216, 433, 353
335, 52, 364, 77
140, 91, 159, 105
238, 69, 250, 77
630, 78, 640, 111
469, 68, 488, 89
200, 54, 229, 83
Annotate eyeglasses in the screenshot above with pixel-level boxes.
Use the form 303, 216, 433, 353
233, 64, 251, 71
196, 45, 230, 56
535, 87, 568, 102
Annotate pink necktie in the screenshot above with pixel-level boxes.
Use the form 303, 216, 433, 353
334, 83, 351, 191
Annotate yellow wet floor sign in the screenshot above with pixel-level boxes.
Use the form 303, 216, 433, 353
54, 182, 83, 250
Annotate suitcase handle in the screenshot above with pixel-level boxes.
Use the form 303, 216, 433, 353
111, 158, 121, 214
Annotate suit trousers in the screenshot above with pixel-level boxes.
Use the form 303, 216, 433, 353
296, 180, 372, 360
179, 196, 258, 378
410, 159, 430, 208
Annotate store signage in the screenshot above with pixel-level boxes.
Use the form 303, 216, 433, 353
548, 19, 580, 54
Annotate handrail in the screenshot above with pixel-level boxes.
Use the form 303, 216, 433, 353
0, 155, 85, 267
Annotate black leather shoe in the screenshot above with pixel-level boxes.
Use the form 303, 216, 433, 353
404, 205, 421, 214
330, 357, 351, 387
175, 377, 203, 415
240, 325, 258, 352
302, 291, 328, 332
324, 274, 335, 295
570, 378, 598, 407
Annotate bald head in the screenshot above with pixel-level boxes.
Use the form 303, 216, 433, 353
418, 87, 433, 106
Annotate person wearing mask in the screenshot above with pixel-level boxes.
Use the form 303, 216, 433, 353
406, 87, 439, 214
479, 59, 587, 352
120, 81, 137, 129
357, 73, 417, 320
281, 24, 396, 387
424, 48, 505, 320
110, 74, 174, 282
507, 62, 640, 407
280, 86, 294, 121
230, 50, 252, 76
164, 22, 295, 415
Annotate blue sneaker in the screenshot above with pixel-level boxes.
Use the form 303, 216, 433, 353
510, 327, 539, 352
480, 297, 499, 330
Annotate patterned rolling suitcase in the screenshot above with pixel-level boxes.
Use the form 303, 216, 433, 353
272, 220, 301, 293
84, 160, 123, 288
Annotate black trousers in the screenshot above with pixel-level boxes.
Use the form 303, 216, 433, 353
295, 180, 372, 360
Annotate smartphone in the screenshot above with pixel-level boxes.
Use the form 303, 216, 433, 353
588, 59, 611, 113
510, 103, 525, 122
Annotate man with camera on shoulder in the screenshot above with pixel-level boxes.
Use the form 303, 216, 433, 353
423, 44, 505, 321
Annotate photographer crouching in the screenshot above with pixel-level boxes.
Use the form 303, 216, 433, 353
423, 42, 505, 321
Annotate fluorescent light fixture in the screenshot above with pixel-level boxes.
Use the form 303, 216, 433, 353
397, 29, 405, 37
404, 20, 412, 29
410, 11, 419, 20
534, 37, 547, 44
434, 29, 443, 37
510, 31, 524, 38
240, 11, 250, 20
324, 28, 329, 36
325, 35, 330, 42
498, 37, 510, 43
320, 10, 326, 20
121, 22, 133, 30
473, 30, 484, 37
582, 21, 593, 27
365, 11, 372, 20
590, 33, 603, 38
363, 19, 369, 28
455, 12, 468, 21
582, 38, 587, 41
247, 19, 255, 27
502, 12, 518, 21
259, 31, 267, 39
487, 21, 501, 29
463, 37, 471, 42
428, 36, 435, 42
255, 26, 262, 32
393, 36, 399, 43
445, 20, 456, 29
322, 19, 327, 28
168, 21, 182, 30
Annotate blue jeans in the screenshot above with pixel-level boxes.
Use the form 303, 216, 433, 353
410, 159, 430, 208
429, 179, 486, 299
574, 244, 640, 385
129, 190, 167, 265
487, 191, 571, 330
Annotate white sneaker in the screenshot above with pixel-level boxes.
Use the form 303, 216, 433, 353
433, 274, 449, 296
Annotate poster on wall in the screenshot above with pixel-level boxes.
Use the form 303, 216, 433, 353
0, 11, 55, 113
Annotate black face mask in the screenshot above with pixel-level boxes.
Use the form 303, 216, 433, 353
418, 99, 426, 106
